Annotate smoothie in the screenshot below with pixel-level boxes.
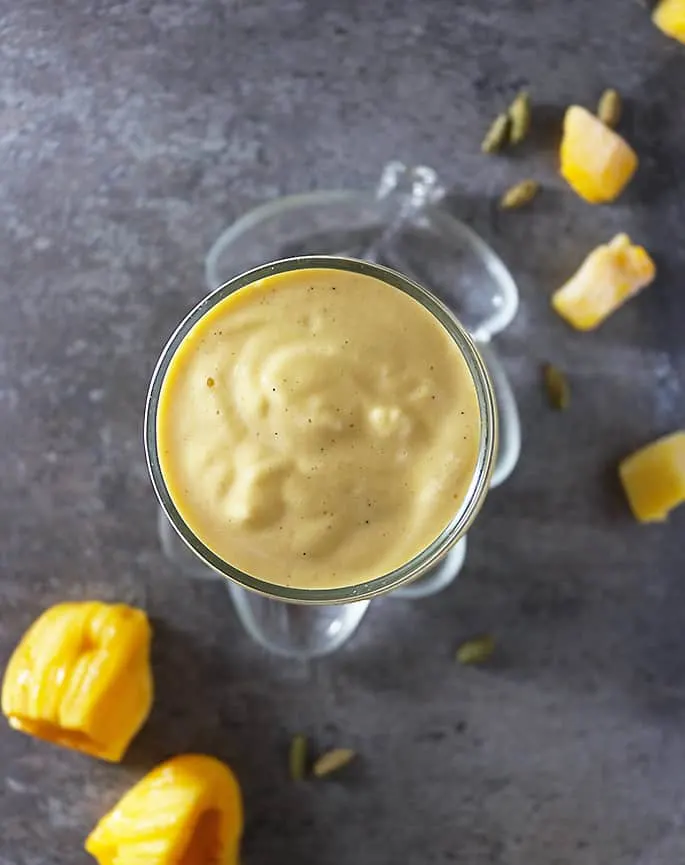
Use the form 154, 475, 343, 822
156, 267, 481, 590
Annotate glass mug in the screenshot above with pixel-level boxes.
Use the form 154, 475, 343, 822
146, 165, 521, 658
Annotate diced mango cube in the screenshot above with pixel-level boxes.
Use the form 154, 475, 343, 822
1, 602, 153, 762
85, 754, 244, 865
653, 0, 685, 43
552, 234, 656, 330
560, 105, 638, 203
619, 432, 685, 522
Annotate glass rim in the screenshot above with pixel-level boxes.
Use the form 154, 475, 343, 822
144, 255, 497, 604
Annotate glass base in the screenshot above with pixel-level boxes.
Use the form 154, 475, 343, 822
227, 583, 370, 659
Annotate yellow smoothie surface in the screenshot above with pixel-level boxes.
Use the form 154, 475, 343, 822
157, 267, 481, 590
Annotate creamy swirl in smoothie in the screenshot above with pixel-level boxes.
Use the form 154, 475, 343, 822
156, 267, 480, 589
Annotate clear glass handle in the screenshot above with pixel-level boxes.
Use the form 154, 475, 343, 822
205, 160, 519, 340
364, 162, 520, 341
374, 161, 446, 207
359, 162, 445, 264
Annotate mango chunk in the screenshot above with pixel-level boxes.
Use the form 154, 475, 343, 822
1, 602, 153, 762
560, 105, 638, 203
552, 234, 656, 331
619, 432, 685, 522
653, 0, 685, 43
85, 754, 244, 865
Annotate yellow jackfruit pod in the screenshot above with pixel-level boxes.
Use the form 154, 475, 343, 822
551, 234, 656, 331
653, 0, 685, 43
1, 601, 152, 762
619, 432, 685, 523
560, 105, 638, 203
85, 754, 244, 865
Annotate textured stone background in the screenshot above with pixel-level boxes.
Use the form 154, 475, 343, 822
1, 1, 685, 863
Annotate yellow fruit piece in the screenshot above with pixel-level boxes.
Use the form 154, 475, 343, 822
551, 234, 656, 330
85, 754, 244, 865
1, 602, 152, 762
653, 0, 685, 43
619, 432, 685, 522
560, 105, 638, 203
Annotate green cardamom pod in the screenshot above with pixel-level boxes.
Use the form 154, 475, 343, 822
499, 179, 540, 209
508, 91, 532, 144
455, 634, 495, 665
481, 113, 510, 154
597, 88, 622, 128
542, 363, 570, 410
289, 734, 307, 780
312, 748, 356, 778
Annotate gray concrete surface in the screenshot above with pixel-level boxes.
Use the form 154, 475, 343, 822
1, 1, 685, 863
